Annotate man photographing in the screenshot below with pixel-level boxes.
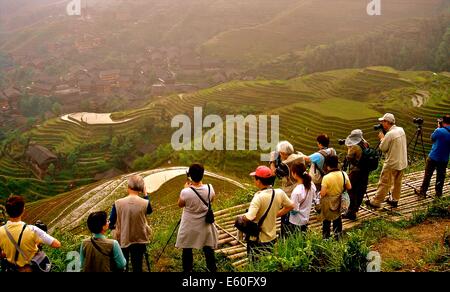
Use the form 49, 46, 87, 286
416, 114, 450, 198
367, 113, 408, 208
109, 175, 153, 272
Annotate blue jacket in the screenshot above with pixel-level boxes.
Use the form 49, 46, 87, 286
429, 126, 450, 162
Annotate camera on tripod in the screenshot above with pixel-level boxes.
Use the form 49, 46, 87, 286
408, 117, 427, 163
413, 117, 424, 126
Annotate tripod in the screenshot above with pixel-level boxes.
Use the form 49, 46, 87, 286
155, 219, 181, 265
407, 125, 427, 164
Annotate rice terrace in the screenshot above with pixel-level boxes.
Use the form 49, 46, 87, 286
0, 0, 449, 275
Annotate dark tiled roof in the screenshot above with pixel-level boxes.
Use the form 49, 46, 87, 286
26, 144, 57, 167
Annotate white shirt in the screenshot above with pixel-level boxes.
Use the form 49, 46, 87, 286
288, 184, 316, 226
5, 221, 56, 246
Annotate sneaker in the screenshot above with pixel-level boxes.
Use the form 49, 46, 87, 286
365, 200, 380, 209
386, 200, 398, 208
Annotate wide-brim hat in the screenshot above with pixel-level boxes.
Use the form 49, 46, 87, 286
345, 129, 364, 147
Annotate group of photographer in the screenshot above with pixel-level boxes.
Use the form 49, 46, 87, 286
238, 112, 408, 253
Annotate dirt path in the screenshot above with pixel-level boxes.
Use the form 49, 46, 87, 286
373, 219, 450, 272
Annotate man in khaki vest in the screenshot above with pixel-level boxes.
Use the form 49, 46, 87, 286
80, 211, 126, 272
367, 113, 408, 208
109, 175, 153, 272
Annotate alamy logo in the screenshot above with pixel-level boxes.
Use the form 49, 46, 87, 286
171, 107, 279, 161
366, 251, 381, 272
66, 0, 81, 16
367, 0, 381, 16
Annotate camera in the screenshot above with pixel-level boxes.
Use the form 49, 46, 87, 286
270, 152, 288, 178
338, 139, 346, 146
413, 117, 424, 125
35, 220, 48, 232
437, 118, 443, 128
374, 124, 383, 131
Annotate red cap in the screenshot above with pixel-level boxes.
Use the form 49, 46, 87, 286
250, 166, 274, 178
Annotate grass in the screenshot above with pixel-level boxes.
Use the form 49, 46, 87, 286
241, 229, 370, 272
287, 98, 382, 121
383, 259, 405, 271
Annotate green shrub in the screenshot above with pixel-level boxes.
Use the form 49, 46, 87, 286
243, 230, 370, 272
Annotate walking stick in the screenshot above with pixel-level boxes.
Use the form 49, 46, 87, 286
155, 219, 181, 265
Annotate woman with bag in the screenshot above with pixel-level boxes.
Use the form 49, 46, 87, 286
175, 163, 218, 272
319, 156, 352, 240
0, 195, 61, 272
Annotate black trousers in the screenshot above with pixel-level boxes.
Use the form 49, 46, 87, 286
121, 243, 148, 272
348, 170, 369, 216
182, 247, 217, 272
420, 158, 448, 197
247, 239, 276, 262
322, 217, 342, 240
282, 222, 308, 237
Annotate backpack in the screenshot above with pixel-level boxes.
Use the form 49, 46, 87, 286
310, 149, 335, 184
234, 189, 275, 241
358, 143, 380, 172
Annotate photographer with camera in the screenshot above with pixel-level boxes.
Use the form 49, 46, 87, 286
416, 114, 450, 198
109, 175, 153, 272
175, 163, 218, 272
269, 141, 306, 197
236, 166, 293, 262
342, 130, 370, 220
269, 141, 305, 237
367, 113, 408, 209
0, 195, 61, 272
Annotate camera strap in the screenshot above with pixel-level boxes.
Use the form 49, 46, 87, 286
190, 185, 211, 210
257, 189, 275, 229
4, 223, 28, 264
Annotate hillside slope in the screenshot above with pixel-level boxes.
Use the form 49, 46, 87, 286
1, 67, 449, 202
200, 0, 447, 65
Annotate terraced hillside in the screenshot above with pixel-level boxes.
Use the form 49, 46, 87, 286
1, 67, 449, 202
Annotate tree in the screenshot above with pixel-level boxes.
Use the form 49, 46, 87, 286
52, 102, 62, 116
47, 163, 56, 179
